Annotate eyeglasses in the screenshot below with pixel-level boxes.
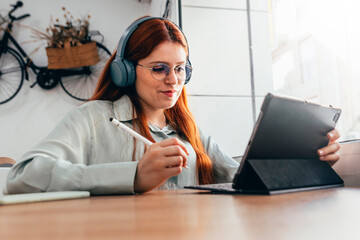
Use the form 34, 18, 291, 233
137, 63, 192, 81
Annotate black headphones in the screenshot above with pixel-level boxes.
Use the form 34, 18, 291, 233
110, 16, 191, 87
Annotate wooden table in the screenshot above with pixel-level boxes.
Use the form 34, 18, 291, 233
1, 188, 360, 240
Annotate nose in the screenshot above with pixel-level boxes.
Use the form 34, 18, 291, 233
164, 68, 178, 85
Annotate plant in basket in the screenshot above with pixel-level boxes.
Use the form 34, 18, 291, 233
47, 7, 90, 48
30, 7, 100, 69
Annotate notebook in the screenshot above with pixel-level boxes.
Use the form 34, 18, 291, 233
185, 92, 344, 194
0, 191, 90, 205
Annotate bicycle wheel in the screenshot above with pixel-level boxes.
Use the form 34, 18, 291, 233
59, 43, 111, 101
0, 47, 24, 104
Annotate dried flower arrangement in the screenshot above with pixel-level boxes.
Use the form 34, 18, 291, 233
28, 7, 99, 69
15, 7, 99, 69
28, 6, 91, 48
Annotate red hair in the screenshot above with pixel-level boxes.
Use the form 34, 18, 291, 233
90, 17, 214, 184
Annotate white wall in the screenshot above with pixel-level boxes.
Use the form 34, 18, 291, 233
0, 0, 273, 160
0, 0, 178, 160
182, 0, 273, 157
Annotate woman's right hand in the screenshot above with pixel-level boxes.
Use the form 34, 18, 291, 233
134, 138, 189, 193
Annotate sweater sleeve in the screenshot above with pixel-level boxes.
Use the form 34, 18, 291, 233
6, 108, 138, 195
199, 129, 240, 183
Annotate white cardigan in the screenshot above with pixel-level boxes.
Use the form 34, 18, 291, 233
6, 96, 239, 195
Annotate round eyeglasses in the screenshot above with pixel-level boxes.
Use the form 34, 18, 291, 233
137, 63, 192, 81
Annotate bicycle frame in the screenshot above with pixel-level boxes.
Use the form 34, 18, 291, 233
1, 1, 111, 102
1, 21, 45, 81
1, 22, 98, 86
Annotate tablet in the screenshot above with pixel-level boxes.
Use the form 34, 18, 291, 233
185, 92, 343, 194
238, 93, 342, 170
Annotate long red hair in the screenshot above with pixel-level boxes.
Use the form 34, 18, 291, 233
90, 17, 214, 184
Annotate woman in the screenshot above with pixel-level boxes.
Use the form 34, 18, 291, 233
5, 17, 340, 195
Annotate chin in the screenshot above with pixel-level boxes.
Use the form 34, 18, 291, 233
162, 102, 177, 110
159, 99, 178, 109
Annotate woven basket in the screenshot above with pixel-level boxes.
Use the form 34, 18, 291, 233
46, 41, 100, 69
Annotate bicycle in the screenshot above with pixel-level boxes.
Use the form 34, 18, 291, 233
0, 1, 111, 104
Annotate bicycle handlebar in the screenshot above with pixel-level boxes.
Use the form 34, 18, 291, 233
10, 1, 23, 9
9, 1, 22, 14
15, 13, 30, 21
8, 1, 30, 22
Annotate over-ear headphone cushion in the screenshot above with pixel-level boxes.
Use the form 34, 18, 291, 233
110, 59, 136, 87
184, 59, 192, 85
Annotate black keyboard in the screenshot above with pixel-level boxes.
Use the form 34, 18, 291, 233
185, 183, 236, 192
200, 183, 233, 189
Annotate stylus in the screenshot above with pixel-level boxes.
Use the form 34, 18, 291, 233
109, 118, 189, 170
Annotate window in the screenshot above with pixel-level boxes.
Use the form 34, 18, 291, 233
270, 0, 360, 140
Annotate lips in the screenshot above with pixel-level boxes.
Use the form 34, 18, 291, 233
161, 90, 177, 97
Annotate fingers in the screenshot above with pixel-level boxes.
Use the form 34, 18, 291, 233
318, 129, 341, 164
327, 129, 340, 143
318, 142, 340, 161
158, 138, 189, 155
160, 146, 185, 171
134, 138, 189, 193
156, 138, 189, 168
319, 153, 340, 162
167, 166, 183, 175
165, 156, 184, 167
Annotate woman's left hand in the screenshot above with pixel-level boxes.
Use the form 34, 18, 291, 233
317, 129, 341, 165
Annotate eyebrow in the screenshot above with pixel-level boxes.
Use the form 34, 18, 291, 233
148, 61, 186, 65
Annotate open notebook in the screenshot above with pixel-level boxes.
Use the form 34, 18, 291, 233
1, 168, 89, 205
0, 191, 90, 205
185, 93, 343, 194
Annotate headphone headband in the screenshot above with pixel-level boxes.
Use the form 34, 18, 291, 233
110, 16, 191, 87
115, 17, 163, 59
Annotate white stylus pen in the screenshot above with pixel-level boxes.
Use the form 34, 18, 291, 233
109, 118, 189, 169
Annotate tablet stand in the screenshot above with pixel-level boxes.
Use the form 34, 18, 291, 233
233, 159, 344, 194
